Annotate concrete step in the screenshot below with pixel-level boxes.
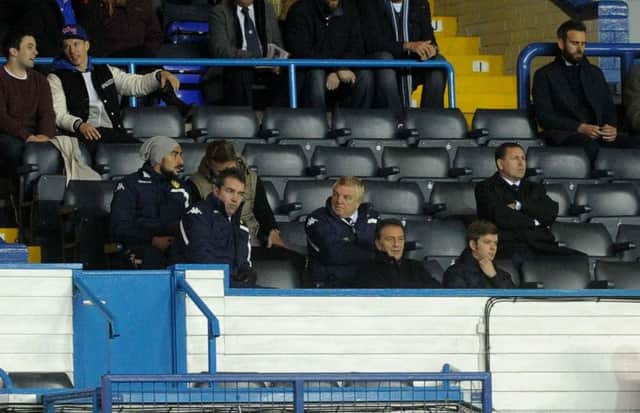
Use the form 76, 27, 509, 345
437, 36, 480, 55
448, 54, 504, 75
432, 16, 458, 37
456, 75, 516, 94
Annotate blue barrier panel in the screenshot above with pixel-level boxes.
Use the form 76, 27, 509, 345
517, 42, 640, 109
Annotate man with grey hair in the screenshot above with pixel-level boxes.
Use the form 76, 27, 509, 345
110, 136, 199, 269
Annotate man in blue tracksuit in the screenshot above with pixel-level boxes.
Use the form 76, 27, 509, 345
305, 176, 380, 288
178, 167, 256, 287
110, 136, 197, 269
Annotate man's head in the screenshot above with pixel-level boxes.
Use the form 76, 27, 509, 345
204, 140, 239, 176
495, 143, 526, 181
375, 219, 405, 260
331, 176, 364, 219
61, 25, 90, 71
3, 31, 38, 70
213, 168, 246, 216
557, 20, 587, 64
140, 136, 184, 177
467, 220, 499, 262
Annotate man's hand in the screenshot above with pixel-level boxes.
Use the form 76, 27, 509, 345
158, 70, 180, 91
267, 229, 286, 248
577, 123, 601, 140
152, 236, 174, 251
600, 124, 617, 142
403, 40, 435, 60
336, 69, 356, 85
78, 122, 102, 140
507, 202, 517, 210
26, 134, 50, 143
478, 258, 497, 278
326, 72, 340, 90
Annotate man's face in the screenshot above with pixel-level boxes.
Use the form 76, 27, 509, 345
331, 184, 361, 219
62, 38, 90, 69
497, 147, 526, 181
159, 146, 184, 177
10, 35, 38, 69
207, 159, 237, 176
323, 0, 340, 10
236, 0, 253, 7
558, 30, 586, 64
470, 233, 498, 261
375, 224, 405, 260
214, 177, 246, 216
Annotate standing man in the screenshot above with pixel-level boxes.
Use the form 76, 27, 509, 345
475, 143, 579, 268
0, 31, 55, 180
355, 219, 440, 288
443, 220, 515, 289
623, 64, 640, 134
356, 0, 446, 112
305, 176, 380, 288
179, 168, 257, 287
110, 137, 198, 269
285, 0, 373, 109
208, 0, 285, 106
532, 20, 639, 161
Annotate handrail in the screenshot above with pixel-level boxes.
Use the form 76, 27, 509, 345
1, 56, 456, 109
517, 42, 640, 109
175, 277, 220, 373
0, 368, 13, 389
73, 277, 120, 339
41, 389, 99, 413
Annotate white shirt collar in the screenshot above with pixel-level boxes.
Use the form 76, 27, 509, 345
342, 210, 359, 225
501, 176, 521, 187
390, 1, 402, 12
237, 4, 254, 12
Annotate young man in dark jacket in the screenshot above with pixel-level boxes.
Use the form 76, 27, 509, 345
178, 167, 256, 287
305, 176, 380, 288
110, 136, 197, 269
355, 219, 440, 288
443, 220, 515, 289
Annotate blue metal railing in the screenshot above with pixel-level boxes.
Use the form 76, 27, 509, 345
42, 389, 99, 413
73, 277, 119, 339
0, 368, 12, 389
1, 56, 456, 109
517, 42, 640, 109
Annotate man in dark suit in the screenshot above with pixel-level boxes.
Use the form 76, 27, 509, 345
475, 143, 579, 268
356, 0, 446, 113
532, 20, 639, 161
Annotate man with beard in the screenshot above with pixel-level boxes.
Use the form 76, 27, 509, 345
110, 137, 198, 269
532, 20, 639, 161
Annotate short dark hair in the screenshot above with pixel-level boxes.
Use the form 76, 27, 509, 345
467, 220, 499, 243
2, 30, 34, 58
375, 218, 405, 240
557, 20, 587, 41
494, 142, 525, 166
206, 140, 238, 164
214, 167, 246, 188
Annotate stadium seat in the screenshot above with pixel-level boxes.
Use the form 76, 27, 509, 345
254, 258, 302, 289
551, 222, 633, 260
424, 259, 445, 284
471, 109, 537, 141
122, 107, 185, 140
166, 20, 208, 45
615, 225, 640, 262
595, 261, 640, 289
520, 255, 592, 289
277, 221, 308, 255
310, 147, 379, 178
361, 180, 426, 220
281, 180, 335, 221
262, 107, 329, 140
19, 143, 65, 202
486, 138, 545, 151
404, 108, 469, 140
243, 144, 310, 177
263, 180, 284, 218
451, 147, 496, 181
526, 147, 591, 181
381, 147, 451, 181
593, 148, 640, 181
347, 139, 408, 165
180, 143, 207, 178
425, 182, 477, 223
95, 144, 142, 180
571, 183, 640, 222
495, 258, 520, 287
404, 219, 467, 269
332, 108, 401, 142
545, 183, 574, 219
190, 106, 261, 142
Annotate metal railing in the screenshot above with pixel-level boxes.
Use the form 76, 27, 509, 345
517, 42, 640, 109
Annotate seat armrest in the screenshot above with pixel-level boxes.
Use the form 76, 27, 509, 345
448, 167, 471, 178
58, 205, 78, 217
16, 164, 38, 175
424, 203, 446, 216
468, 128, 489, 143
525, 167, 543, 178
279, 202, 302, 214
404, 241, 423, 252
520, 281, 544, 289
592, 168, 614, 179
94, 164, 111, 175
379, 166, 400, 177
307, 165, 327, 176
328, 128, 351, 139
588, 280, 614, 289
612, 241, 636, 253
104, 242, 124, 255
568, 204, 592, 216
396, 128, 419, 145
259, 128, 280, 139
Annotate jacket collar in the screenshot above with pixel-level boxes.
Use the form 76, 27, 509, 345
324, 197, 373, 223
52, 55, 94, 72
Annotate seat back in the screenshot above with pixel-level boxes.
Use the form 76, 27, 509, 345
527, 147, 591, 179
243, 144, 308, 176
453, 147, 496, 181
404, 108, 468, 139
404, 219, 467, 261
427, 182, 477, 219
594, 148, 640, 181
192, 106, 260, 139
521, 255, 591, 289
382, 147, 450, 179
95, 144, 142, 179
262, 107, 328, 139
254, 258, 302, 289
472, 109, 537, 139
21, 143, 64, 199
283, 180, 335, 221
333, 108, 399, 140
574, 183, 640, 220
311, 147, 378, 178
122, 106, 184, 139
545, 183, 573, 217
180, 143, 207, 178
616, 224, 640, 262
551, 222, 614, 257
362, 181, 425, 217
64, 180, 117, 215
595, 261, 640, 288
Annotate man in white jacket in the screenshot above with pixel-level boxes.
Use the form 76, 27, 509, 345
47, 24, 181, 154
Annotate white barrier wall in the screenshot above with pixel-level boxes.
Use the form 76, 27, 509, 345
185, 269, 640, 412
0, 267, 75, 382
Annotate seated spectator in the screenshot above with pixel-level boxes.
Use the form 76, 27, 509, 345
624, 64, 640, 134
305, 176, 380, 288
17, 0, 77, 57
0, 31, 55, 181
285, 0, 373, 109
475, 143, 580, 268
356, 0, 446, 113
442, 220, 515, 289
178, 167, 257, 288
74, 0, 162, 57
110, 137, 198, 269
355, 219, 440, 288
190, 140, 285, 248
208, 0, 286, 106
532, 20, 639, 162
47, 25, 185, 155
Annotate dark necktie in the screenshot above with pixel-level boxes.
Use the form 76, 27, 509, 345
241, 7, 262, 57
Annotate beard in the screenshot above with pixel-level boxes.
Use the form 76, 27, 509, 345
561, 49, 583, 64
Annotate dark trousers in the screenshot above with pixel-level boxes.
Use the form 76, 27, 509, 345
548, 132, 640, 163
78, 127, 140, 159
0, 133, 26, 179
222, 68, 287, 107
299, 69, 374, 109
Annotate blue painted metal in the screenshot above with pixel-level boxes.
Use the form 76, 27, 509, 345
293, 380, 304, 413
0, 239, 28, 263
41, 389, 99, 413
73, 277, 120, 338
597, 1, 629, 83
517, 42, 640, 109
0, 368, 13, 388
